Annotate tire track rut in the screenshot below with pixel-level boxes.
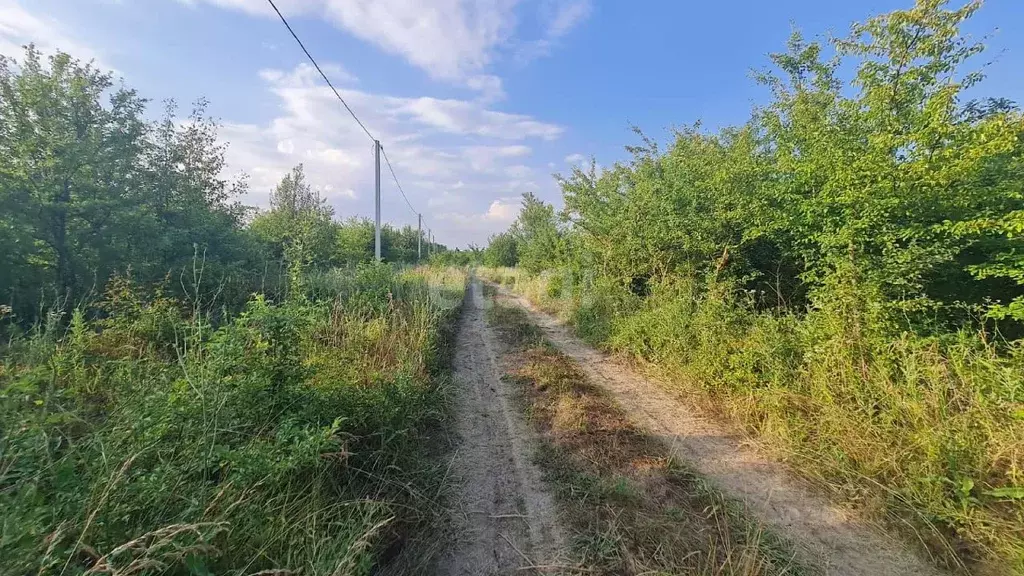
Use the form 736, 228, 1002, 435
489, 281, 946, 576
436, 280, 564, 575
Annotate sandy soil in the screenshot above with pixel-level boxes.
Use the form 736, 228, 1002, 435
489, 282, 946, 576
435, 280, 565, 575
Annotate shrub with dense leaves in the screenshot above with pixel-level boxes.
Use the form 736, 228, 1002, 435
0, 266, 466, 575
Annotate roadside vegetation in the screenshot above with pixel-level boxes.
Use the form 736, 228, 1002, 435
486, 300, 800, 575
0, 45, 447, 328
0, 45, 465, 575
480, 1, 1024, 572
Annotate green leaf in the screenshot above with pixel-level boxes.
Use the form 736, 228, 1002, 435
983, 487, 1024, 500
958, 478, 975, 496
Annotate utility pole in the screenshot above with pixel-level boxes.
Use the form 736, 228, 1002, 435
427, 229, 432, 259
417, 213, 422, 262
374, 140, 382, 261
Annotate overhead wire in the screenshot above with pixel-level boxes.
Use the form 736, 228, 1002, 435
264, 0, 375, 142
381, 147, 418, 218
265, 0, 428, 241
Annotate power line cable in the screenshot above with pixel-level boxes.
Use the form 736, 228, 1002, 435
265, 0, 375, 142
381, 147, 419, 218
265, 0, 428, 237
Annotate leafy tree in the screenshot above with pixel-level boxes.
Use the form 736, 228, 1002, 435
331, 218, 430, 266
335, 217, 376, 266
484, 232, 519, 267
757, 0, 1024, 313
510, 192, 564, 273
0, 47, 147, 307
434, 245, 484, 266
250, 164, 337, 289
556, 0, 1024, 322
141, 100, 258, 300
0, 46, 258, 320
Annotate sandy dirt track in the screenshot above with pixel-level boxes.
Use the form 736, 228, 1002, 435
489, 281, 946, 576
436, 280, 565, 575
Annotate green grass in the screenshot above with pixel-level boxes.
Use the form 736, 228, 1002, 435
486, 299, 802, 576
479, 266, 1024, 574
0, 264, 467, 576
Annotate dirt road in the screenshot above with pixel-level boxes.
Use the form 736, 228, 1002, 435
489, 282, 945, 576
436, 280, 565, 575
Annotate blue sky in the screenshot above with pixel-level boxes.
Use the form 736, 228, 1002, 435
2, 0, 1023, 248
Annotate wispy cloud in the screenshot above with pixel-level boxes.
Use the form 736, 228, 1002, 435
515, 0, 592, 62
546, 0, 591, 39
221, 62, 562, 245
466, 74, 506, 102
176, 0, 592, 87
0, 0, 109, 66
177, 0, 514, 82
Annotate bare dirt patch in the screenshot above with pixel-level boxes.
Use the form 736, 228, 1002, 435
435, 280, 565, 575
488, 282, 946, 576
488, 301, 798, 575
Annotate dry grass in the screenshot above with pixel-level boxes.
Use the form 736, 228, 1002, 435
486, 300, 802, 576
480, 266, 1024, 574
1, 266, 468, 576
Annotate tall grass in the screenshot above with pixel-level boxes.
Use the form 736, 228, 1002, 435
0, 264, 466, 576
486, 301, 797, 576
480, 266, 1024, 573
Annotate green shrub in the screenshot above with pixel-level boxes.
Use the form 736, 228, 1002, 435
504, 270, 1024, 570
0, 268, 466, 575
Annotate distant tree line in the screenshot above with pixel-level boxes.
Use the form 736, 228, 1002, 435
0, 46, 441, 325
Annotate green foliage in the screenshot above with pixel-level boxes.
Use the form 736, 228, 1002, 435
250, 164, 338, 292
0, 43, 467, 576
431, 245, 484, 267
0, 268, 466, 575
0, 48, 449, 325
333, 217, 436, 267
484, 232, 519, 267
485, 1, 1024, 570
482, 193, 563, 272
0, 47, 262, 321
512, 192, 565, 273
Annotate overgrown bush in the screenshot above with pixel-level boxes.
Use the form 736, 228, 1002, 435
481, 265, 1024, 571
479, 1, 1024, 571
0, 267, 466, 575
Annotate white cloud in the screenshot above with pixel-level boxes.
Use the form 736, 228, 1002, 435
221, 62, 562, 246
564, 153, 585, 164
178, 0, 512, 80
0, 0, 109, 65
435, 196, 521, 244
514, 0, 591, 62
504, 164, 532, 178
328, 0, 516, 81
546, 0, 591, 39
466, 74, 505, 102
485, 198, 518, 221
177, 0, 591, 84
462, 145, 532, 172
427, 189, 465, 209
394, 97, 562, 140
259, 62, 358, 86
